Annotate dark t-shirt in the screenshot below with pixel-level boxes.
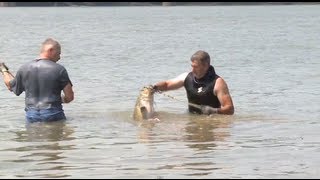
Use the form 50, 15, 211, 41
9, 59, 72, 110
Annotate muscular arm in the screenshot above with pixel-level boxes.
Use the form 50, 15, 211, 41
214, 78, 234, 115
62, 82, 74, 103
154, 72, 188, 92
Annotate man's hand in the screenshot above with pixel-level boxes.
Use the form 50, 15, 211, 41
152, 85, 160, 93
200, 105, 218, 115
0, 63, 9, 73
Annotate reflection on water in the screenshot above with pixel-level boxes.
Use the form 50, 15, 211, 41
14, 120, 75, 142
0, 5, 319, 178
6, 121, 76, 178
184, 115, 232, 151
131, 112, 234, 177
134, 112, 233, 150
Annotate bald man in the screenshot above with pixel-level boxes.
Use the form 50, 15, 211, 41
0, 38, 74, 123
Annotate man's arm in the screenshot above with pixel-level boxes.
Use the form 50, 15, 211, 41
2, 72, 15, 91
153, 72, 188, 92
214, 78, 234, 115
62, 82, 74, 103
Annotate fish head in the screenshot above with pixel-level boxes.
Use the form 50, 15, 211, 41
141, 85, 155, 98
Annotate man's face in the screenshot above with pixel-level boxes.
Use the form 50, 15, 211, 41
191, 60, 208, 79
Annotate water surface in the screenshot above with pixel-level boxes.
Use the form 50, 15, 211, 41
0, 5, 319, 178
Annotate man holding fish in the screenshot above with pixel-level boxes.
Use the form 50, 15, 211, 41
152, 50, 234, 115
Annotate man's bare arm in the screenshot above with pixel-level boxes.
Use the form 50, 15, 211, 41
154, 72, 188, 92
214, 78, 234, 115
62, 82, 74, 103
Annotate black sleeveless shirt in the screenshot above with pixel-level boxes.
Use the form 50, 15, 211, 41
184, 65, 220, 114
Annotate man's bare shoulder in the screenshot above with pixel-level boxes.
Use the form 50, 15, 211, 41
216, 77, 226, 85
163, 72, 189, 90
169, 72, 189, 82
177, 72, 189, 80
214, 77, 231, 94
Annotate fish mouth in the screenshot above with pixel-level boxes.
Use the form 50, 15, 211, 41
142, 85, 156, 95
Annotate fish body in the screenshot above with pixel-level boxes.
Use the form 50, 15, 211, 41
133, 85, 155, 121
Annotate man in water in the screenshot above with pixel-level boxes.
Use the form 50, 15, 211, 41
0, 38, 74, 122
153, 50, 234, 115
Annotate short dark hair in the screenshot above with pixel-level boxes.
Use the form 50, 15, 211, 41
41, 38, 61, 52
190, 50, 210, 65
